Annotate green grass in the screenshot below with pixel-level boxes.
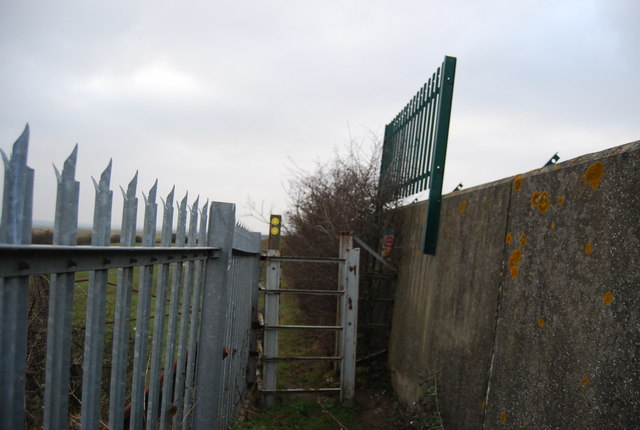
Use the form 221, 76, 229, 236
241, 276, 362, 429
69, 263, 189, 420
27, 228, 202, 425
231, 399, 368, 430
270, 289, 338, 391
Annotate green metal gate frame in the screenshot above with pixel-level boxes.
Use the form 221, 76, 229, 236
379, 56, 456, 255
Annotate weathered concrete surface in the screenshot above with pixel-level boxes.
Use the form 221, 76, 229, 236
388, 141, 640, 429
389, 177, 512, 429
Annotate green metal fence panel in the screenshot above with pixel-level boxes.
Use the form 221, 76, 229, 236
379, 56, 456, 255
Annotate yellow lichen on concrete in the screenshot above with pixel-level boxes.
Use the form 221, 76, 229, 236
505, 233, 513, 244
581, 374, 590, 386
531, 191, 550, 214
520, 233, 527, 247
538, 318, 545, 328
459, 200, 467, 214
500, 411, 507, 424
509, 249, 522, 279
557, 196, 565, 206
513, 175, 524, 191
585, 161, 605, 189
603, 291, 613, 306
585, 243, 593, 256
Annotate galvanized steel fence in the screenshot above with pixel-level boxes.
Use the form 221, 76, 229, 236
0, 125, 260, 429
379, 55, 456, 255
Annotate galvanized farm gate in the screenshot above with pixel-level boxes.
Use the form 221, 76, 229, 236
261, 233, 360, 406
0, 125, 260, 429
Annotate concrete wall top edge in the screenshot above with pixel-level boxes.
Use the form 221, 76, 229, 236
398, 140, 640, 206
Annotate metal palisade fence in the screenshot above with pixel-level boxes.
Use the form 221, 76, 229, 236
0, 125, 261, 430
379, 55, 456, 255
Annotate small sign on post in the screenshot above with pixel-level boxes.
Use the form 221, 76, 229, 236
268, 214, 281, 250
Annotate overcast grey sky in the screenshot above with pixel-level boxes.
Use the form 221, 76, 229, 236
1, 0, 638, 233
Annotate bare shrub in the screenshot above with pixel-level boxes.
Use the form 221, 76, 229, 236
283, 137, 398, 355
286, 138, 382, 259
24, 276, 50, 427
32, 228, 53, 244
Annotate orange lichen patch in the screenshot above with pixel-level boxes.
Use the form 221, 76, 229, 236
510, 249, 522, 264
581, 374, 590, 386
531, 191, 550, 214
509, 249, 522, 279
513, 175, 524, 191
551, 222, 556, 229
585, 161, 605, 189
459, 200, 468, 214
499, 411, 507, 424
482, 400, 487, 409
531, 191, 540, 205
505, 232, 513, 244
538, 318, 545, 328
585, 243, 593, 256
520, 233, 527, 247
557, 196, 565, 206
603, 291, 613, 306
538, 193, 549, 213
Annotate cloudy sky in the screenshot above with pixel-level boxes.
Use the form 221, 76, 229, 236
1, 0, 638, 233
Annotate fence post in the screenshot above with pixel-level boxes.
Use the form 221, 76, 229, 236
159, 192, 188, 429
263, 249, 281, 408
335, 233, 353, 371
80, 161, 113, 430
108, 173, 138, 430
341, 247, 360, 401
147, 187, 175, 429
172, 196, 201, 428
0, 125, 34, 429
182, 201, 209, 429
43, 145, 80, 430
220, 250, 238, 423
246, 232, 262, 387
423, 55, 457, 255
129, 181, 158, 429
193, 201, 235, 430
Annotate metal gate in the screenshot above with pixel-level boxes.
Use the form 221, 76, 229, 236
260, 233, 360, 406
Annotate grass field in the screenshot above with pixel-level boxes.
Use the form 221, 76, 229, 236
26, 227, 193, 427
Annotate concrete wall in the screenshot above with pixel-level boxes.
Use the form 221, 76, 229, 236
388, 141, 640, 429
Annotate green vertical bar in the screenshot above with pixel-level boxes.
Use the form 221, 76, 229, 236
423, 56, 456, 255
380, 124, 392, 180
379, 124, 393, 202
413, 84, 427, 194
